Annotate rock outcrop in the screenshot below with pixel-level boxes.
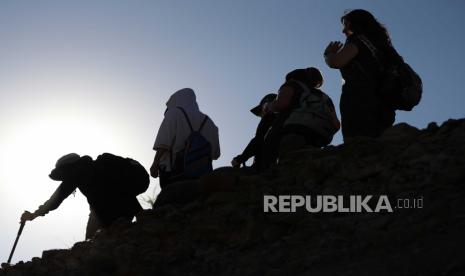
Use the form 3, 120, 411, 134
2, 119, 465, 276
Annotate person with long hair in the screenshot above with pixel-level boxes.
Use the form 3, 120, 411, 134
324, 9, 400, 140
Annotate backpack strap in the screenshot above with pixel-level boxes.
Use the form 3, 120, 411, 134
177, 107, 194, 132
357, 35, 384, 70
290, 80, 320, 104
177, 106, 209, 133
198, 116, 209, 132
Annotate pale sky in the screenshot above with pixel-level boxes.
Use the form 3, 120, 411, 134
1, 0, 464, 263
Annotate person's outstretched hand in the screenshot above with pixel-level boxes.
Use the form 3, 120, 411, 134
20, 211, 38, 223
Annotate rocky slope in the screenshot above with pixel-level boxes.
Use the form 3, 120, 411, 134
2, 119, 465, 276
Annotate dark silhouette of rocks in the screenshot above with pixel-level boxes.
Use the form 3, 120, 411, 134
2, 119, 465, 275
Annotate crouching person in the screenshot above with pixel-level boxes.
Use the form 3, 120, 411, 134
21, 153, 149, 239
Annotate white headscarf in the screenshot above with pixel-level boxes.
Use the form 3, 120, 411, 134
153, 88, 221, 171
165, 88, 199, 112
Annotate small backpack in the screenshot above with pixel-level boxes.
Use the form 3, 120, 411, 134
94, 153, 150, 196
284, 80, 340, 145
358, 35, 423, 111
174, 107, 213, 179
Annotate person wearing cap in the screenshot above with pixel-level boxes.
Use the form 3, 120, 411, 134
231, 93, 277, 172
20, 153, 144, 239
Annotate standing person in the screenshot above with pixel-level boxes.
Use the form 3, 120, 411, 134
231, 93, 277, 172
324, 9, 399, 140
20, 153, 149, 239
261, 67, 339, 170
150, 88, 220, 189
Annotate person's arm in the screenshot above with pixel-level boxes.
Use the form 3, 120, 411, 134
324, 41, 359, 69
263, 86, 295, 113
150, 147, 169, 178
21, 181, 76, 223
239, 137, 258, 161
150, 109, 177, 178
232, 137, 257, 167
232, 113, 275, 167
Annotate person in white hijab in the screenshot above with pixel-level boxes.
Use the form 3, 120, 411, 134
150, 88, 220, 188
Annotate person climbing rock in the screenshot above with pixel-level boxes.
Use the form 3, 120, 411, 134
21, 153, 149, 239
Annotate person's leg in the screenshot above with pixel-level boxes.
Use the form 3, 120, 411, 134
340, 87, 366, 139
261, 115, 287, 171
340, 84, 386, 140
85, 208, 103, 240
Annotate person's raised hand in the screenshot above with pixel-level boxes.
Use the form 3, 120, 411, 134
20, 211, 37, 223
325, 41, 344, 54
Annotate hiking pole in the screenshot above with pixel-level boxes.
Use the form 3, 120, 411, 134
7, 221, 26, 264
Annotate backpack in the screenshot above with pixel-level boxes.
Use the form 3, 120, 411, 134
358, 35, 423, 111
283, 80, 340, 145
94, 153, 150, 196
173, 107, 213, 179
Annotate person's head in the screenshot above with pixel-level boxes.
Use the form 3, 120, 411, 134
341, 9, 392, 48
49, 153, 81, 181
166, 88, 199, 111
285, 67, 323, 89
250, 93, 277, 117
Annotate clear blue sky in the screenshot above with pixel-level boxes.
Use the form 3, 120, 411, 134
1, 0, 464, 263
